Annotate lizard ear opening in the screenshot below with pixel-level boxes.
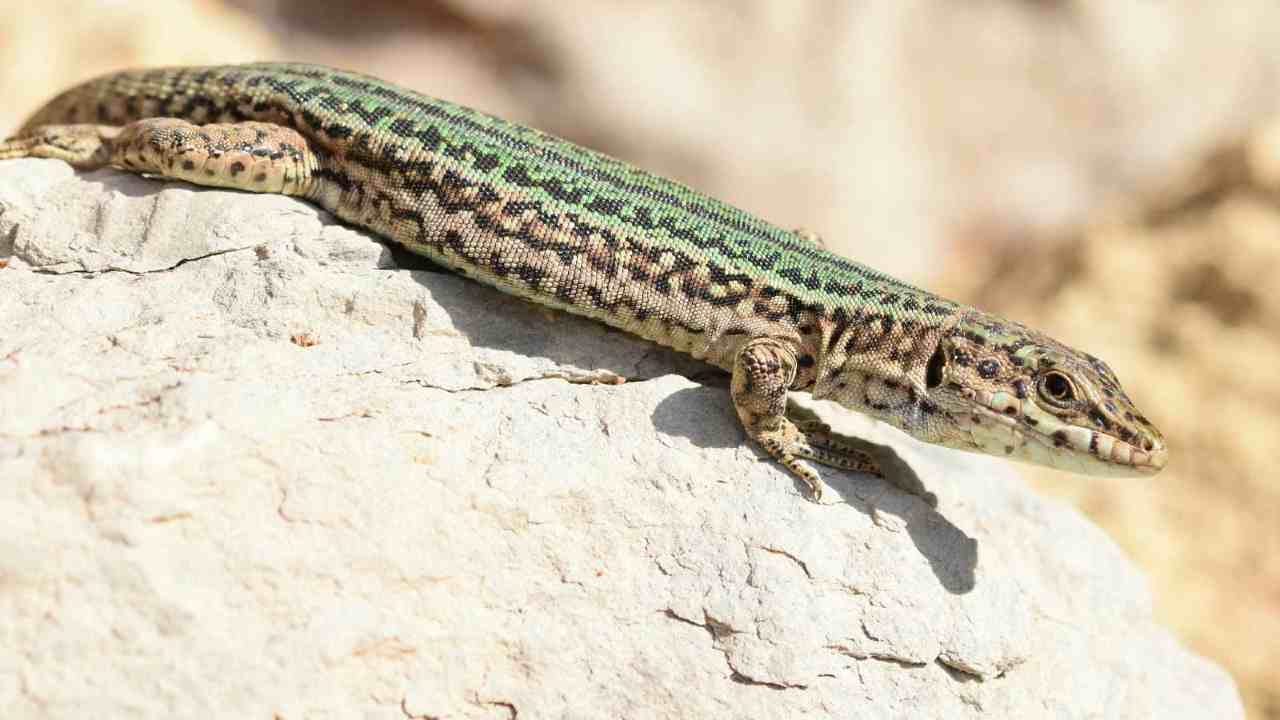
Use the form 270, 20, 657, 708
925, 343, 946, 389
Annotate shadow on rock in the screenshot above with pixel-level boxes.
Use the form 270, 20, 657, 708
653, 385, 979, 594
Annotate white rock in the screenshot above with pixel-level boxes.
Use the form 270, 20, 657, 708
0, 159, 1242, 718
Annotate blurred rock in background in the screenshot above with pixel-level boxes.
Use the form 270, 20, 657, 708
945, 125, 1280, 720
3, 0, 1277, 716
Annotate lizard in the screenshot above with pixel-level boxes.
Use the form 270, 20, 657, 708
0, 63, 1167, 499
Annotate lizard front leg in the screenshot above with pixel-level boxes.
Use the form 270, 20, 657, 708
731, 337, 882, 501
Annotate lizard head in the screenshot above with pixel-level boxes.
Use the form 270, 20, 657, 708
921, 310, 1167, 476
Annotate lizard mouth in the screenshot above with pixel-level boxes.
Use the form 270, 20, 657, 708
1019, 412, 1167, 475
967, 396, 1167, 476
1075, 427, 1167, 474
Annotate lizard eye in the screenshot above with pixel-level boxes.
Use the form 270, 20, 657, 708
1038, 371, 1077, 406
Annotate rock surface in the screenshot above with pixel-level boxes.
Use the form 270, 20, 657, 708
0, 159, 1243, 718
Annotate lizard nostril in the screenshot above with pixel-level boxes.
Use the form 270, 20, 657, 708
1141, 437, 1154, 452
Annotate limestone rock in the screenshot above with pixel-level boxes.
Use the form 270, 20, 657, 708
0, 159, 1242, 718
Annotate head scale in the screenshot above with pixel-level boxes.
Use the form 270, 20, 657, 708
917, 310, 1167, 476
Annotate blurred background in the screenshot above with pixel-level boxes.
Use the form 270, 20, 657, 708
2, 0, 1277, 715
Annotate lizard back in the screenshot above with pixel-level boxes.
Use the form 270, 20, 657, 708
22, 63, 960, 383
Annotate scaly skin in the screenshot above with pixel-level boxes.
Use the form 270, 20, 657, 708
0, 63, 1168, 498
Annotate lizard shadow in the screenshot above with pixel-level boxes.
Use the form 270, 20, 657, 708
397, 245, 977, 594
652, 385, 979, 594
81, 164, 981, 596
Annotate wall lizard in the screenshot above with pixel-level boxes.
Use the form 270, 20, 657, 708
0, 63, 1167, 499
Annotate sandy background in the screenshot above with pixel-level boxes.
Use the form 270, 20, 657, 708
2, 1, 1277, 716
